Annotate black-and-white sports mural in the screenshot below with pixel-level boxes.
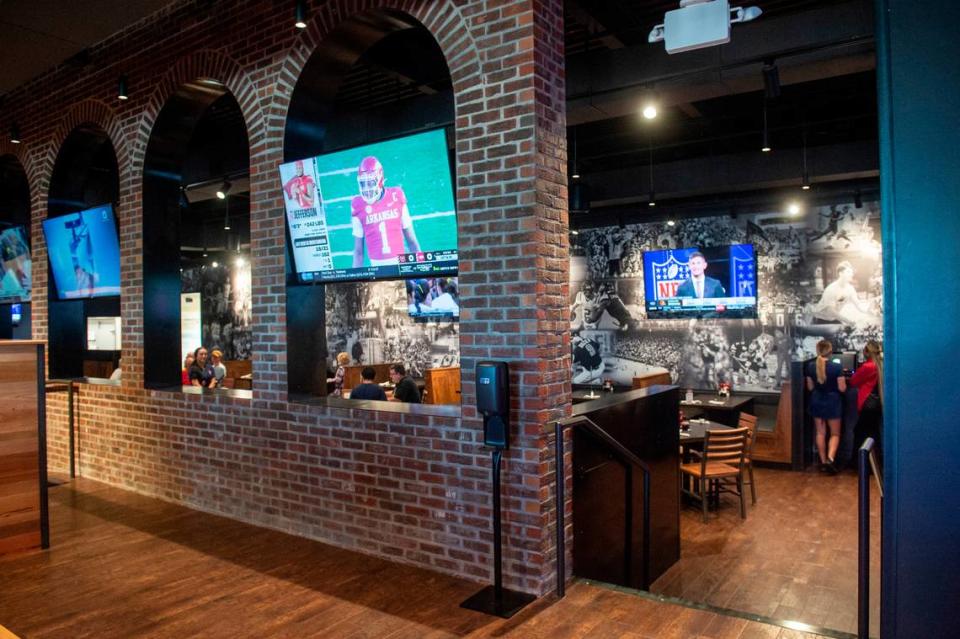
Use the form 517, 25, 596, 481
325, 279, 459, 376
182, 261, 253, 360
571, 201, 883, 392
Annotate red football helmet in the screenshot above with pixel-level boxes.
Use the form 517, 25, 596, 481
357, 156, 384, 204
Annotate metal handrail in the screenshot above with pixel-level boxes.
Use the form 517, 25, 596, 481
858, 437, 882, 639
554, 414, 652, 598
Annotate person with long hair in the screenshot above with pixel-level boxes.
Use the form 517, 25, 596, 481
850, 340, 883, 462
806, 339, 847, 473
327, 352, 350, 397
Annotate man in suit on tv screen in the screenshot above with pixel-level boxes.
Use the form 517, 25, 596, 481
676, 251, 725, 300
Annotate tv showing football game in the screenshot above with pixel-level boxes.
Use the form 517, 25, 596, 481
0, 225, 32, 303
279, 128, 458, 283
643, 244, 758, 318
406, 276, 460, 318
42, 204, 122, 299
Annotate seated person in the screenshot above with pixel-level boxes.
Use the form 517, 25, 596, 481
389, 363, 421, 403
181, 354, 194, 385
210, 349, 227, 385
348, 366, 387, 401
109, 358, 122, 381
188, 347, 218, 388
326, 352, 350, 397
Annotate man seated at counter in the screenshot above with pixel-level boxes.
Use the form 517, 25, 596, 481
389, 363, 420, 403
348, 366, 387, 401
189, 347, 218, 388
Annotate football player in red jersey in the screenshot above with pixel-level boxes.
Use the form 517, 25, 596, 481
283, 159, 316, 208
351, 156, 421, 267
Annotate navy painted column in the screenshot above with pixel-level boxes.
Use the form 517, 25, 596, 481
876, 2, 960, 637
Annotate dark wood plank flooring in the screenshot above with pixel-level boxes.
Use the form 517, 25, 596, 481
652, 466, 881, 636
0, 479, 834, 639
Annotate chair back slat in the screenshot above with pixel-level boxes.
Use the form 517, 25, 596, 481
703, 427, 748, 468
738, 412, 758, 457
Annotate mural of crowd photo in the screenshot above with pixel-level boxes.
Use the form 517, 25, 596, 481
570, 201, 883, 392
325, 279, 459, 377
182, 261, 254, 360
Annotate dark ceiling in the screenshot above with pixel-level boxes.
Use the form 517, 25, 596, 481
1, 0, 878, 231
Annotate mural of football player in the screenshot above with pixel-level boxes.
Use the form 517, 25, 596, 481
572, 333, 605, 384
351, 156, 421, 267
283, 159, 315, 209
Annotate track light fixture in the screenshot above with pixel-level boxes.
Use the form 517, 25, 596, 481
641, 87, 658, 120
216, 180, 231, 200
854, 189, 863, 209
647, 137, 656, 206
571, 126, 580, 180
667, 219, 675, 227
118, 74, 129, 101
801, 131, 811, 190
761, 101, 771, 153
762, 59, 780, 100
10, 122, 21, 144
294, 0, 307, 29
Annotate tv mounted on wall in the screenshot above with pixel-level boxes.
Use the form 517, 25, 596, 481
279, 128, 458, 283
0, 225, 32, 303
643, 244, 758, 318
41, 204, 122, 300
406, 276, 460, 318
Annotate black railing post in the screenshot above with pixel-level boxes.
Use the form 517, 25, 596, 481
858, 437, 874, 639
491, 448, 503, 596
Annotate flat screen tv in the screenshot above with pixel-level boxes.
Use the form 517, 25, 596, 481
279, 128, 458, 283
0, 225, 32, 302
406, 276, 460, 318
643, 244, 758, 318
42, 204, 121, 299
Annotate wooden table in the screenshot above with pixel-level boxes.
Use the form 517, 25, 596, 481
680, 393, 755, 425
571, 389, 611, 404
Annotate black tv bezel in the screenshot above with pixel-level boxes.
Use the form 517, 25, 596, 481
42, 203, 122, 301
0, 223, 33, 304
281, 126, 459, 287
641, 243, 759, 320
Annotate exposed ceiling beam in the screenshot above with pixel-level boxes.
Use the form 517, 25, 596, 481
567, 0, 875, 125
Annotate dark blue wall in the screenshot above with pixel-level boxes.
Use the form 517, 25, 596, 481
876, 1, 960, 636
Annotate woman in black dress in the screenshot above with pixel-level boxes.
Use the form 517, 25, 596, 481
806, 339, 847, 473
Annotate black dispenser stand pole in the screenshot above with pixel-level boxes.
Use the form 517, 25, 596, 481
460, 446, 536, 618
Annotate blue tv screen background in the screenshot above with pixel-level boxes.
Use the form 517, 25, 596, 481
42, 204, 122, 299
642, 243, 757, 317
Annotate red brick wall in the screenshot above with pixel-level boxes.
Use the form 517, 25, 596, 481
1, 0, 568, 594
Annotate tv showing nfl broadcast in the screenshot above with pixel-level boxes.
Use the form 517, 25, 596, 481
279, 127, 458, 283
406, 276, 460, 318
643, 244, 758, 318
0, 225, 31, 303
42, 204, 122, 300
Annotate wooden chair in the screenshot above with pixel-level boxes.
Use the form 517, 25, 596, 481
738, 412, 758, 505
680, 426, 749, 523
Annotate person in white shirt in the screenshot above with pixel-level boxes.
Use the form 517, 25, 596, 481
676, 252, 725, 299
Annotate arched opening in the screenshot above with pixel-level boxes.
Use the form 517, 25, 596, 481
0, 154, 32, 339
46, 125, 121, 378
143, 81, 251, 390
283, 11, 460, 404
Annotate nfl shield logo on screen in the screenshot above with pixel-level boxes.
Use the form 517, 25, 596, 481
652, 254, 689, 300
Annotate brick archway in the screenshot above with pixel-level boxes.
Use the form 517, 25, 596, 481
43, 99, 131, 210
271, 0, 484, 141
134, 48, 266, 179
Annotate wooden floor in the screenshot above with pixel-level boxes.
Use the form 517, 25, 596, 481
653, 466, 882, 636
0, 479, 834, 639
